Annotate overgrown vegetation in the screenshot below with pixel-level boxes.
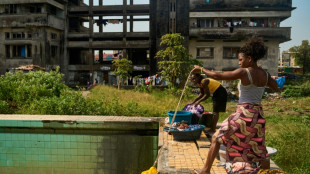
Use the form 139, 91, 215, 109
0, 69, 88, 115
0, 70, 309, 173
282, 75, 310, 97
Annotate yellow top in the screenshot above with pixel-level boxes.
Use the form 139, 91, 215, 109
198, 78, 221, 93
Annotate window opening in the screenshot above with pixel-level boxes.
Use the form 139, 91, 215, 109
6, 45, 10, 58
51, 46, 57, 57
51, 33, 57, 40
5, 33, 10, 39
197, 47, 214, 58
223, 47, 239, 59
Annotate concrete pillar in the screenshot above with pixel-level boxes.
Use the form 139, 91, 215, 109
63, 4, 69, 84
122, 0, 127, 58
99, 0, 103, 33
130, 0, 133, 32
89, 0, 94, 81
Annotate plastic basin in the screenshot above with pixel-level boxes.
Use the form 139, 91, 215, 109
167, 111, 192, 124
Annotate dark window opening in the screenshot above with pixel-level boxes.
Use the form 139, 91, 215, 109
51, 46, 57, 57
10, 4, 17, 14
11, 45, 31, 58
13, 46, 22, 57
27, 45, 32, 58
51, 33, 57, 40
30, 5, 41, 13
197, 18, 214, 28
6, 45, 10, 58
223, 47, 239, 59
12, 33, 25, 39
197, 47, 214, 58
5, 33, 10, 39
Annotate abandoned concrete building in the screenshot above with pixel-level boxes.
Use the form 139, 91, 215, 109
0, 0, 294, 86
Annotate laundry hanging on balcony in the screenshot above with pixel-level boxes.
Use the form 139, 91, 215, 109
94, 19, 123, 26
94, 20, 108, 26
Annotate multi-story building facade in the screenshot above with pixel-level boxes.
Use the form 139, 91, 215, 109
0, 0, 66, 75
280, 50, 295, 67
0, 0, 294, 86
188, 0, 293, 75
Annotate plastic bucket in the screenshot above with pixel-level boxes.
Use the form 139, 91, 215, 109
167, 111, 192, 124
199, 112, 213, 128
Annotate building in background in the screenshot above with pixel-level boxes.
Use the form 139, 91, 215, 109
280, 50, 295, 67
0, 0, 66, 75
188, 0, 294, 75
0, 0, 294, 86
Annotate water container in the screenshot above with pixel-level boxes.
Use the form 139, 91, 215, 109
167, 111, 192, 124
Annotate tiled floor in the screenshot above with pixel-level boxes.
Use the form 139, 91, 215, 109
158, 127, 227, 174
158, 125, 282, 174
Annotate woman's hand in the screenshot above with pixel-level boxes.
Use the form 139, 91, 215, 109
192, 65, 202, 73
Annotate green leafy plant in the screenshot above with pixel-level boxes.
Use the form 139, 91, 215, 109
0, 67, 87, 115
289, 40, 310, 74
155, 33, 202, 88
112, 58, 133, 90
0, 101, 9, 114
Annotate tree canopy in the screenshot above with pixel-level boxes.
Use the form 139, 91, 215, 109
289, 40, 310, 74
155, 33, 201, 88
112, 58, 133, 89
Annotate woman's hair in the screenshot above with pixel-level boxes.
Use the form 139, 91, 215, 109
191, 73, 203, 80
238, 37, 267, 62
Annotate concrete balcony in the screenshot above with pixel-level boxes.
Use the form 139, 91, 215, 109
69, 4, 149, 16
67, 40, 150, 49
67, 64, 150, 71
190, 27, 291, 42
0, 0, 65, 10
0, 14, 65, 30
190, 0, 293, 11
67, 32, 149, 39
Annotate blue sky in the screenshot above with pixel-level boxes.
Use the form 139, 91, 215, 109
280, 0, 310, 53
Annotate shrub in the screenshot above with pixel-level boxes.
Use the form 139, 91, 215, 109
282, 80, 310, 97
19, 89, 87, 115
0, 101, 10, 114
0, 69, 87, 115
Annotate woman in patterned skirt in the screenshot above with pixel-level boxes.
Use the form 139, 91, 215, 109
191, 37, 278, 174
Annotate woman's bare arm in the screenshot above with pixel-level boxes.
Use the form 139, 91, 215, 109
193, 65, 245, 81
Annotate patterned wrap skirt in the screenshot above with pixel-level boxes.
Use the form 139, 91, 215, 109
217, 103, 269, 173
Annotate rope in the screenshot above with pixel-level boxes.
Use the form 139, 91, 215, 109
168, 70, 194, 132
142, 70, 194, 174
152, 145, 164, 167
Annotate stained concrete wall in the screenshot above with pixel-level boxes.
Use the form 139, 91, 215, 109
0, 115, 159, 174
190, 0, 292, 10
189, 40, 279, 75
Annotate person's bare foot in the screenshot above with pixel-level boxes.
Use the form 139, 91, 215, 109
191, 169, 210, 174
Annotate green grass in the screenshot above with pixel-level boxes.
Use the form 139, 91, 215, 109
1, 68, 308, 174
86, 85, 310, 174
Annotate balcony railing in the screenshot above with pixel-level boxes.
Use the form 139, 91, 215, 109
0, 14, 65, 30
67, 32, 149, 39
190, 0, 292, 11
190, 27, 291, 42
67, 40, 150, 49
69, 5, 149, 16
